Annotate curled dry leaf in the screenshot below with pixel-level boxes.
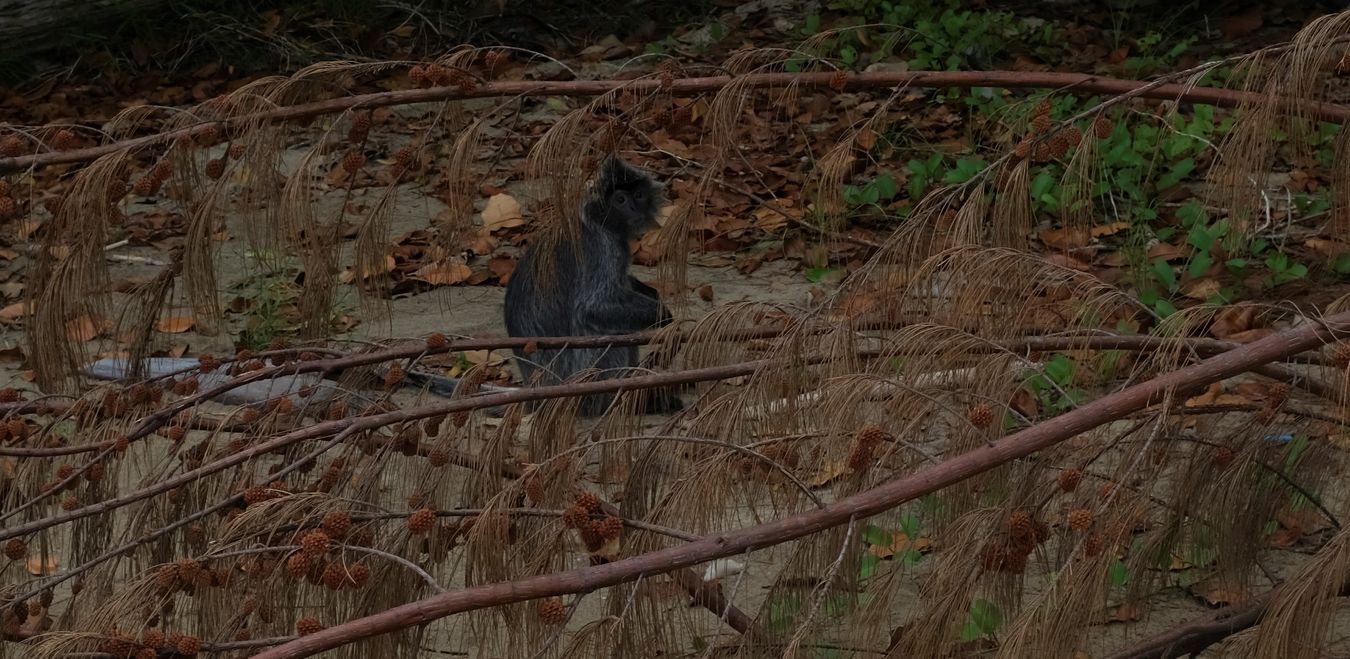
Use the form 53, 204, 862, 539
1210, 305, 1259, 339
807, 458, 849, 487
1224, 328, 1275, 343
1184, 382, 1248, 407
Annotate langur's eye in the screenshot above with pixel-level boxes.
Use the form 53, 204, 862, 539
613, 190, 632, 208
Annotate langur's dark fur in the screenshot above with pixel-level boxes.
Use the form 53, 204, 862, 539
503, 156, 681, 416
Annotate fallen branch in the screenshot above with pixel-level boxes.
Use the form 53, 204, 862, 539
249, 312, 1350, 659
4, 68, 1347, 175
1103, 580, 1350, 659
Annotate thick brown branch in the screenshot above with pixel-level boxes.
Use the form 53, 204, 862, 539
3, 70, 1346, 174
1103, 579, 1350, 659
249, 312, 1350, 659
0, 330, 1332, 459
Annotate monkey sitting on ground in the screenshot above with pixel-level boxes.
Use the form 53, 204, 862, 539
503, 156, 682, 416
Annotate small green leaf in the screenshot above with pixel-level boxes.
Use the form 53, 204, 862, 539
969, 598, 1003, 634
859, 554, 881, 579
1030, 171, 1056, 198
863, 524, 892, 547
1151, 259, 1177, 291
862, 185, 880, 205
1042, 353, 1076, 384
1109, 559, 1129, 587
1186, 224, 1215, 252
1187, 250, 1213, 279
1284, 434, 1310, 468
900, 512, 921, 539
872, 173, 898, 200
804, 266, 838, 283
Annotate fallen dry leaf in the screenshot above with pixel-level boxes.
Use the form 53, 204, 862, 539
412, 261, 472, 286
1091, 221, 1131, 237
1184, 382, 1235, 407
807, 458, 849, 487
156, 316, 195, 334
1108, 601, 1145, 623
0, 302, 25, 322
1010, 387, 1039, 419
1180, 278, 1222, 300
1039, 227, 1092, 251
339, 255, 397, 283
868, 532, 933, 559
1043, 253, 1092, 271
1191, 575, 1249, 606
481, 193, 525, 233
1305, 238, 1350, 257
1224, 328, 1275, 344
468, 234, 498, 255
1210, 305, 1260, 339
1147, 242, 1190, 261
26, 556, 58, 576
462, 349, 506, 366
488, 254, 516, 283
752, 205, 789, 232
67, 315, 100, 342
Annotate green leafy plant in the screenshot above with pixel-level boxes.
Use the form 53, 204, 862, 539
1120, 31, 1194, 78
1264, 250, 1309, 288
959, 598, 1004, 641
795, 0, 1059, 80
1025, 353, 1085, 413
842, 172, 900, 209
